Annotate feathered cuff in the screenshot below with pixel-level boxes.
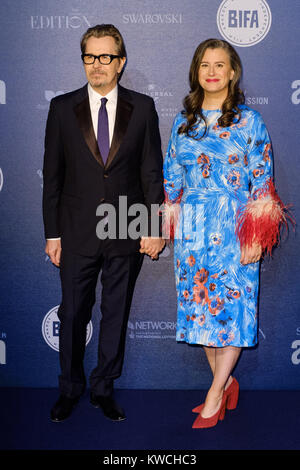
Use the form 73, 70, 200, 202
161, 190, 182, 241
236, 179, 294, 255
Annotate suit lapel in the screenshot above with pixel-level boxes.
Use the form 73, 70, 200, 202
105, 86, 133, 169
73, 84, 133, 169
74, 86, 104, 167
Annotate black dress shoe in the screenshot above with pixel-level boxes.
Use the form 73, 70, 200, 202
90, 393, 126, 421
50, 394, 80, 422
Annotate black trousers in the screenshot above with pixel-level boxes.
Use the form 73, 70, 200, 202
57, 247, 144, 398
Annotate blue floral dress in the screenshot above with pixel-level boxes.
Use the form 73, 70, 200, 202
163, 105, 276, 347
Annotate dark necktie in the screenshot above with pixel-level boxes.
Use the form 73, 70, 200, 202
97, 97, 109, 164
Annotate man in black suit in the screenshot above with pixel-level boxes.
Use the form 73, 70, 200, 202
43, 24, 165, 422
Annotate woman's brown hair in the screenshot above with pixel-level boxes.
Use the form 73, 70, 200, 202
179, 38, 245, 139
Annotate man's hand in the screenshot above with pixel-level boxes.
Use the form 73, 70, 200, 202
240, 242, 262, 265
140, 237, 165, 260
45, 239, 62, 267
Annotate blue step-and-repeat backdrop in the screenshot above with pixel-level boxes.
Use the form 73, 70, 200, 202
0, 0, 299, 390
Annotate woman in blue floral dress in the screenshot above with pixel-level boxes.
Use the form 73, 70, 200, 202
163, 39, 289, 428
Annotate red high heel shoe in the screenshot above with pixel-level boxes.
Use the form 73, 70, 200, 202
192, 393, 227, 429
225, 377, 239, 410
192, 377, 239, 413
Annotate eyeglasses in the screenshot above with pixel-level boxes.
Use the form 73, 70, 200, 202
81, 53, 121, 65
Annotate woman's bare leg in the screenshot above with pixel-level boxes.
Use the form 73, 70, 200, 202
201, 346, 241, 418
203, 346, 234, 390
203, 346, 216, 375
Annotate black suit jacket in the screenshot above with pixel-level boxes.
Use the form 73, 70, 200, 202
42, 84, 164, 257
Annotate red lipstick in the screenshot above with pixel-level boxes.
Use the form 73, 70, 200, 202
206, 79, 220, 82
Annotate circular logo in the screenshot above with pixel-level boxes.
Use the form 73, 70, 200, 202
217, 0, 272, 47
42, 305, 93, 352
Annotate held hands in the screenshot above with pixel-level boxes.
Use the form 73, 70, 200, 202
45, 239, 62, 267
240, 242, 262, 265
139, 237, 165, 260
46, 238, 165, 265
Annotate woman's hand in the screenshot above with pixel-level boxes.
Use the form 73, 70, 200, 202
240, 242, 262, 265
140, 237, 165, 260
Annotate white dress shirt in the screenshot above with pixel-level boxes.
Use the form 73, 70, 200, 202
88, 82, 118, 146
47, 83, 118, 241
